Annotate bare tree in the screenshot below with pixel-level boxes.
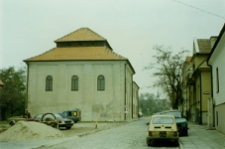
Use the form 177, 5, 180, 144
144, 45, 188, 109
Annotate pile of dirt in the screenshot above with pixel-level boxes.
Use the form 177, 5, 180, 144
0, 121, 65, 141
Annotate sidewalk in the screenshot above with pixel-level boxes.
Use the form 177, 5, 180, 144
179, 122, 225, 149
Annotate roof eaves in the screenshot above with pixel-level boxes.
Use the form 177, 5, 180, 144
207, 23, 225, 64
23, 48, 56, 62
126, 59, 136, 74
23, 59, 128, 62
24, 58, 136, 74
133, 81, 140, 89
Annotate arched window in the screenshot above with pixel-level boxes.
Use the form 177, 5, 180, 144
46, 75, 53, 91
71, 75, 78, 91
97, 75, 105, 91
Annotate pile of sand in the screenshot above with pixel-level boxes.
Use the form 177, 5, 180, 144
0, 121, 65, 141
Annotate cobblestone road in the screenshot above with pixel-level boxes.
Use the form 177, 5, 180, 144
37, 117, 179, 149
0, 117, 180, 149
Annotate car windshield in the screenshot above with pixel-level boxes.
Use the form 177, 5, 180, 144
161, 111, 181, 117
152, 117, 174, 124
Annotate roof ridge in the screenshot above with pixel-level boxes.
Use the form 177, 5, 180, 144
54, 27, 106, 42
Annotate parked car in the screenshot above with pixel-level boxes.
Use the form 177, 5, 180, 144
62, 109, 81, 123
54, 113, 74, 129
33, 113, 74, 129
146, 115, 179, 146
33, 113, 58, 128
159, 110, 188, 136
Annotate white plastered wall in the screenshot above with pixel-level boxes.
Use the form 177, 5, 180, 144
27, 61, 134, 121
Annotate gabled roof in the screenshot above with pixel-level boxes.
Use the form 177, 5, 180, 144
193, 39, 211, 54
24, 47, 127, 61
55, 28, 106, 42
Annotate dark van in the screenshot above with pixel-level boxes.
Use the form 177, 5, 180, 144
62, 109, 81, 123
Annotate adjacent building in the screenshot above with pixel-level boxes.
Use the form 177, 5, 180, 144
207, 24, 225, 135
186, 39, 212, 124
24, 28, 139, 121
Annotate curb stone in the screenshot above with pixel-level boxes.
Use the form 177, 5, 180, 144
179, 139, 183, 149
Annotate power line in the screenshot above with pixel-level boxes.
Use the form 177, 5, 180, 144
171, 0, 225, 20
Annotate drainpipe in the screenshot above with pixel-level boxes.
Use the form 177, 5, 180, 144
131, 75, 133, 118
124, 63, 127, 120
199, 72, 202, 124
207, 63, 214, 127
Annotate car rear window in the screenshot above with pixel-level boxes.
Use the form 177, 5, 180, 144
152, 117, 174, 124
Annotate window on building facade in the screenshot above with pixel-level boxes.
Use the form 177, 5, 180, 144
97, 75, 105, 91
71, 75, 78, 91
46, 75, 53, 91
216, 67, 219, 93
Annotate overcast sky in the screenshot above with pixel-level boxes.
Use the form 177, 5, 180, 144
1, 0, 225, 95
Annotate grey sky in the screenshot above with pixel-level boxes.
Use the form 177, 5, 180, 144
1, 0, 225, 95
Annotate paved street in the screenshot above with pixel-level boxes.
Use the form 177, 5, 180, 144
0, 117, 179, 149
35, 116, 179, 149
1, 116, 225, 149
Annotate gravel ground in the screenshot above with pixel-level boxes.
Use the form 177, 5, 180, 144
36, 117, 179, 149
0, 117, 179, 149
